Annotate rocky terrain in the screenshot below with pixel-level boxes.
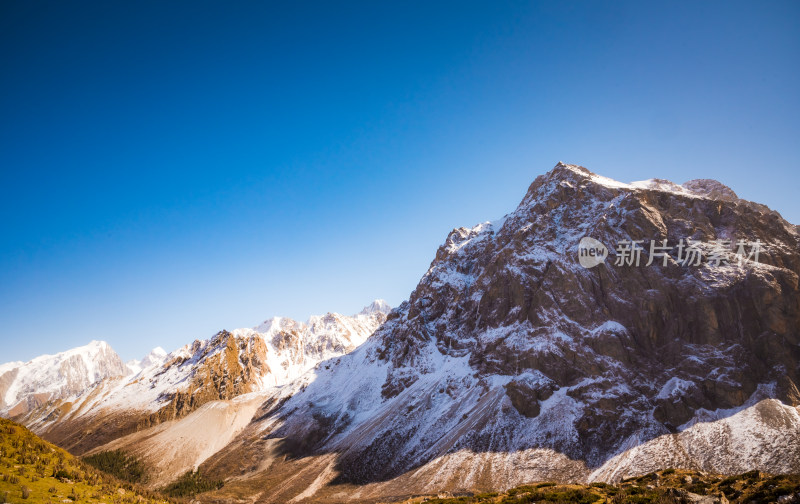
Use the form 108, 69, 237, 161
399, 469, 800, 504
190, 163, 799, 502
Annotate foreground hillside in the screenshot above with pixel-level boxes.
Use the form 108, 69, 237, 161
0, 418, 169, 504
406, 469, 800, 504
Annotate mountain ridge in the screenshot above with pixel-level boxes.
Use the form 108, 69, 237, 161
0, 300, 391, 460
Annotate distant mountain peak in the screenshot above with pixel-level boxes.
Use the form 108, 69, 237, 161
253, 300, 391, 333
0, 340, 128, 416
359, 299, 391, 315
126, 346, 169, 376
149, 346, 167, 357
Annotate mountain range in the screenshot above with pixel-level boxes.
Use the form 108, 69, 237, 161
0, 301, 389, 483
1, 163, 798, 503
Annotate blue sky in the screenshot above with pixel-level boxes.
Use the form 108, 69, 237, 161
1, 1, 798, 363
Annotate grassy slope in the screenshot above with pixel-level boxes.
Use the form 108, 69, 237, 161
405, 469, 800, 504
0, 417, 170, 504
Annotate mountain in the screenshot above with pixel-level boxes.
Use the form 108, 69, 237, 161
0, 340, 128, 418
187, 163, 800, 503
3, 163, 798, 503
4, 300, 390, 470
126, 347, 168, 375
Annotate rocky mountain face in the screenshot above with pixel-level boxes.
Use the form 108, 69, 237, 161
2, 301, 390, 455
192, 163, 799, 503
0, 341, 128, 417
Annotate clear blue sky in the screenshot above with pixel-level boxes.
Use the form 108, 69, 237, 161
1, 1, 798, 363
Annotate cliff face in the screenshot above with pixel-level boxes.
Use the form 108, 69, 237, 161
195, 163, 800, 503
138, 330, 270, 429
390, 162, 800, 452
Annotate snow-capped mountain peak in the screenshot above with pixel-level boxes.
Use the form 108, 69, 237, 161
254, 315, 293, 334
0, 340, 128, 416
125, 346, 169, 376
360, 299, 391, 315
